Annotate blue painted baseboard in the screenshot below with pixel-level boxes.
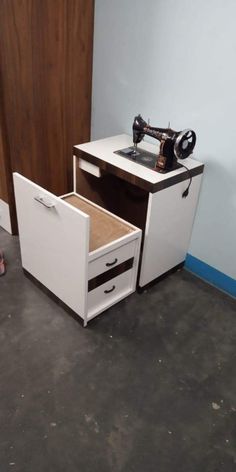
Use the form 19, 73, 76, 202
185, 254, 236, 298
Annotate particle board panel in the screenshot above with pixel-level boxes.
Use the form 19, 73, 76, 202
63, 194, 135, 252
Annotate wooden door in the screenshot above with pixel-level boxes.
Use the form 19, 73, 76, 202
0, 106, 17, 233
0, 126, 8, 204
0, 0, 94, 202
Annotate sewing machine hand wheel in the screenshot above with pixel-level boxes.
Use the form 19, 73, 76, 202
174, 129, 196, 159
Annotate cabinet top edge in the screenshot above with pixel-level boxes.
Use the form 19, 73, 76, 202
73, 135, 204, 193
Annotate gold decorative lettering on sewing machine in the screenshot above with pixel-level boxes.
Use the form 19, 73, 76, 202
132, 114, 196, 172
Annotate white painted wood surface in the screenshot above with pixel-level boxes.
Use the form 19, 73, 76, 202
75, 134, 203, 187
13, 173, 89, 318
14, 174, 142, 325
75, 134, 203, 289
0, 199, 12, 234
88, 239, 136, 279
87, 269, 134, 320
139, 174, 203, 287
78, 158, 101, 177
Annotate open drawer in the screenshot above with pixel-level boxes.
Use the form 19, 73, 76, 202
13, 173, 141, 326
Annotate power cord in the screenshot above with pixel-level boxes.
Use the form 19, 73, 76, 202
181, 163, 192, 198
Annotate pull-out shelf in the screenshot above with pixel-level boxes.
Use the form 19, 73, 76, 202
13, 173, 141, 326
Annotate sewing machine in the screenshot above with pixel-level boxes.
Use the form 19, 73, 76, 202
115, 114, 196, 173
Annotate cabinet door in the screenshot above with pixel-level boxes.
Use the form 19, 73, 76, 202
13, 173, 89, 317
139, 174, 203, 287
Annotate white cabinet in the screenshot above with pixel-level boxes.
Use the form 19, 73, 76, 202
13, 173, 141, 326
13, 134, 204, 326
139, 175, 202, 286
74, 134, 204, 288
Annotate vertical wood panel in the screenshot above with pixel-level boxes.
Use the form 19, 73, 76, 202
0, 125, 8, 202
0, 0, 94, 196
0, 82, 18, 233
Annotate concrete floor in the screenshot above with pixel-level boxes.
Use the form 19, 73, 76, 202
0, 227, 236, 472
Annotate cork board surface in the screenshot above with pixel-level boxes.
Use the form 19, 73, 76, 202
63, 195, 134, 252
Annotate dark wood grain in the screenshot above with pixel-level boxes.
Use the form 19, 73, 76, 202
88, 258, 134, 291
74, 149, 204, 193
0, 125, 8, 203
74, 149, 153, 192
0, 0, 94, 197
0, 74, 18, 233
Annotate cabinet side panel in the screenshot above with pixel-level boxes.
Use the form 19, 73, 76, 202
139, 175, 202, 287
14, 173, 89, 318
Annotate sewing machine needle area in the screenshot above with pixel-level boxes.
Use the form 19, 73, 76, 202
114, 147, 181, 173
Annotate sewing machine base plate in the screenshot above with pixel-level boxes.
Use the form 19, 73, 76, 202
114, 147, 182, 173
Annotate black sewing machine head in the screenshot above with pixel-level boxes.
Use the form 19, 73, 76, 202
132, 114, 196, 171
114, 115, 196, 173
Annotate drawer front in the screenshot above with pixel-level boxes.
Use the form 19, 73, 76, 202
78, 157, 101, 178
88, 239, 136, 279
87, 269, 134, 319
88, 257, 134, 291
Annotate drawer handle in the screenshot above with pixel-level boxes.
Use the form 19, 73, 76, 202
104, 285, 115, 294
34, 196, 55, 208
106, 258, 118, 267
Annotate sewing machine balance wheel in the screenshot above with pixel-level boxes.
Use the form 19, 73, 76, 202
174, 129, 196, 160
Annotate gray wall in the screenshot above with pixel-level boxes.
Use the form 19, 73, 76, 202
92, 0, 236, 279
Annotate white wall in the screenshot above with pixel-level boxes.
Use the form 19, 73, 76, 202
92, 0, 236, 280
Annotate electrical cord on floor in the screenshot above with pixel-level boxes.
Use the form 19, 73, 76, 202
181, 163, 192, 198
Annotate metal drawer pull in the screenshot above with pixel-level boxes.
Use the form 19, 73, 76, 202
34, 196, 55, 208
104, 285, 115, 294
106, 258, 118, 267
